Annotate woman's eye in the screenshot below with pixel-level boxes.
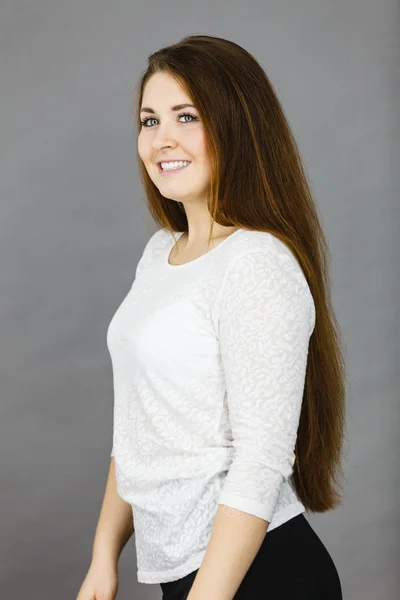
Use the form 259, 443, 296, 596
179, 113, 198, 124
140, 117, 156, 127
140, 113, 198, 128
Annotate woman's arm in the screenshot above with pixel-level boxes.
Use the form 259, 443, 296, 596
187, 504, 269, 600
91, 457, 134, 566
188, 248, 314, 599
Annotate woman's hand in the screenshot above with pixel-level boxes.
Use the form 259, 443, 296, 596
76, 557, 118, 600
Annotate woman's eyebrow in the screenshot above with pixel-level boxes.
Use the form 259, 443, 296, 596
140, 103, 196, 114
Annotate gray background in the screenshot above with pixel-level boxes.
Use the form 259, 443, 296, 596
1, 1, 399, 598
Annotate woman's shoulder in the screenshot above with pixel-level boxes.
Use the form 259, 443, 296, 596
225, 229, 304, 277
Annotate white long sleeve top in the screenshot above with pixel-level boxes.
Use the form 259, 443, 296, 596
106, 227, 316, 584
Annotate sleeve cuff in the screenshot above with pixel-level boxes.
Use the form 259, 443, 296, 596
217, 489, 279, 523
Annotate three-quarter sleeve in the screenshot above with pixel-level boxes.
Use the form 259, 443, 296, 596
215, 247, 315, 523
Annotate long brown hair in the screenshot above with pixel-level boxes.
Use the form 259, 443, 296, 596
134, 34, 347, 514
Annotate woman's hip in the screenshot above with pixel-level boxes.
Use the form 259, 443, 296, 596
160, 513, 342, 599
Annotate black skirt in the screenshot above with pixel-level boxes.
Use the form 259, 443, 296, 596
160, 513, 343, 599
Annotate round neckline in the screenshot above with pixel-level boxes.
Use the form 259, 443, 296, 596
165, 228, 243, 270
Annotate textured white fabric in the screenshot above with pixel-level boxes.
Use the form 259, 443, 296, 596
106, 227, 315, 584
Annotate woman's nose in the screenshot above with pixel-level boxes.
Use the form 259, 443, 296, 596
152, 124, 178, 148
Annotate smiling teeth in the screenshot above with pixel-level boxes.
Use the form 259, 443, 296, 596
161, 160, 191, 170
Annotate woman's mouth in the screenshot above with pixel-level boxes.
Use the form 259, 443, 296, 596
157, 161, 192, 175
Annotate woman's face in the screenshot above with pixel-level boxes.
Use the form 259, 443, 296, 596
138, 72, 210, 203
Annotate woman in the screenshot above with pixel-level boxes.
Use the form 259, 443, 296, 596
77, 34, 346, 600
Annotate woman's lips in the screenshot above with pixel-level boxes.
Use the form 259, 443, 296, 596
157, 162, 192, 176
